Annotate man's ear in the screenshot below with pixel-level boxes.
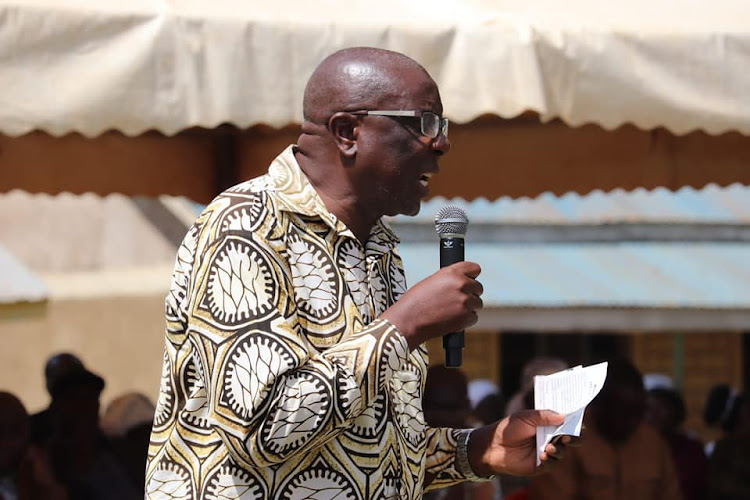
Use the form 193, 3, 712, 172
328, 112, 358, 157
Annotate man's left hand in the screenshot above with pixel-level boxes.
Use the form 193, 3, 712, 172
468, 410, 568, 477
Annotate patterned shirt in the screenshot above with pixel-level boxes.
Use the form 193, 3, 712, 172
145, 145, 467, 499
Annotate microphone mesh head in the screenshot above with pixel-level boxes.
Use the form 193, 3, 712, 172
434, 205, 469, 236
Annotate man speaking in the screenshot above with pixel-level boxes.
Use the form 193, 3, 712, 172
145, 46, 565, 499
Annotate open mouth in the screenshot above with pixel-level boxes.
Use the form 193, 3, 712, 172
419, 173, 433, 187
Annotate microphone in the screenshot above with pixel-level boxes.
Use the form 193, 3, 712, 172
434, 205, 469, 368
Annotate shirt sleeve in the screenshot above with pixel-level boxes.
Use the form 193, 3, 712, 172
423, 427, 469, 491
179, 196, 410, 469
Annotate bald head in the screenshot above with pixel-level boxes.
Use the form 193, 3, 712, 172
303, 47, 433, 124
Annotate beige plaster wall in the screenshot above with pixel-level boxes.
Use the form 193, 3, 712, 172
1, 295, 166, 414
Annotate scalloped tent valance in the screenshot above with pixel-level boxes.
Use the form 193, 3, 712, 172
1, 0, 749, 137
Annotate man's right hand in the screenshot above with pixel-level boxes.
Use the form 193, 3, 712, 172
380, 261, 483, 350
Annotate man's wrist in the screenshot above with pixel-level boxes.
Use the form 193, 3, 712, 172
378, 314, 421, 351
456, 429, 495, 481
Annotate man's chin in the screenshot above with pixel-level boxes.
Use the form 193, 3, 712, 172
407, 203, 422, 217
401, 202, 422, 217
386, 200, 422, 218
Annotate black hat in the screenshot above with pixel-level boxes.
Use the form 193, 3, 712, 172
50, 368, 105, 399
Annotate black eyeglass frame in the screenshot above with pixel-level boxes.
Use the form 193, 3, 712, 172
345, 110, 449, 139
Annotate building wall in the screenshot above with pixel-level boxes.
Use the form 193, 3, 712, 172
1, 296, 166, 414
425, 329, 745, 446
425, 330, 501, 386
2, 297, 744, 449
632, 331, 745, 444
4, 298, 502, 417
2, 118, 748, 438
3, 117, 750, 202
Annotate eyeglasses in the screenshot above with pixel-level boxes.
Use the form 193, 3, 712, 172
348, 110, 449, 139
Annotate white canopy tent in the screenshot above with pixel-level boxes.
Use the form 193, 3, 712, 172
1, 0, 749, 137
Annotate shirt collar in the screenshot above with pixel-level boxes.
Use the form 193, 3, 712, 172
269, 145, 400, 246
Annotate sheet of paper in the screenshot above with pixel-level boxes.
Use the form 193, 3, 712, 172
533, 361, 608, 465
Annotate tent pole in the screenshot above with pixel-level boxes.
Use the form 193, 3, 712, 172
673, 332, 684, 391
213, 124, 239, 195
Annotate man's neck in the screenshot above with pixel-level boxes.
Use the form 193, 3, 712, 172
320, 193, 376, 244
295, 149, 375, 243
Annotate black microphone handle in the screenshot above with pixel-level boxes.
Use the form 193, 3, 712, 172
440, 236, 465, 367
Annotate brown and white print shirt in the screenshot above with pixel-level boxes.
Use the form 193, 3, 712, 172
145, 145, 466, 499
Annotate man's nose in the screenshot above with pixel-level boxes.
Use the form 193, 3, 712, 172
432, 133, 451, 154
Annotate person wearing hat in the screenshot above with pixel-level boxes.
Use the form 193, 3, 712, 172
29, 352, 86, 447
47, 368, 139, 500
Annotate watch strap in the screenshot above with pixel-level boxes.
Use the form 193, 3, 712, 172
456, 428, 494, 481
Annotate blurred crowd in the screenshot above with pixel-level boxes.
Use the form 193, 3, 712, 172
0, 353, 151, 500
423, 357, 750, 500
1, 352, 748, 500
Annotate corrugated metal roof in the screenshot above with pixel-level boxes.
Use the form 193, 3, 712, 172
0, 244, 48, 304
4, 184, 749, 309
392, 182, 750, 309
397, 183, 750, 225
0, 190, 195, 300
398, 242, 750, 309
0, 190, 194, 273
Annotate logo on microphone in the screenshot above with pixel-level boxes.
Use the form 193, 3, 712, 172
443, 240, 454, 248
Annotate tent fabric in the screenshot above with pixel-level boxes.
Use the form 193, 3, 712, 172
1, 0, 749, 137
0, 243, 48, 304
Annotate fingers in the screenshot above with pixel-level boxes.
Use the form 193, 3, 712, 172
540, 437, 567, 463
381, 260, 484, 347
544, 441, 563, 459
538, 447, 563, 474
516, 409, 566, 427
466, 294, 483, 310
446, 261, 484, 316
452, 261, 481, 279
451, 261, 483, 297
561, 435, 582, 447
464, 279, 483, 297
465, 310, 479, 328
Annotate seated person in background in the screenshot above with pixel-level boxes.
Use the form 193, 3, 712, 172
703, 383, 743, 457
646, 387, 708, 500
502, 356, 567, 499
528, 359, 682, 500
100, 392, 156, 494
708, 392, 750, 500
423, 365, 472, 429
30, 352, 85, 447
0, 391, 66, 500
505, 357, 568, 416
467, 379, 505, 500
47, 369, 139, 500
468, 379, 505, 427
423, 366, 496, 500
